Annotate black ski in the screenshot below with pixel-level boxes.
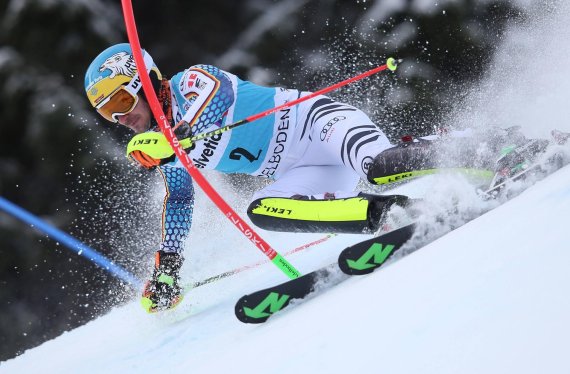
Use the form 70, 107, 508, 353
234, 264, 342, 324
337, 223, 416, 275
234, 224, 417, 323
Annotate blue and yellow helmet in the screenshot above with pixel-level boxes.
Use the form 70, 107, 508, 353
84, 43, 162, 109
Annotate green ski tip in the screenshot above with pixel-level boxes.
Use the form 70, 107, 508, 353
387, 57, 400, 71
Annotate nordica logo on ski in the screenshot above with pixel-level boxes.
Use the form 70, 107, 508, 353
346, 243, 396, 271
193, 133, 222, 168
243, 292, 290, 319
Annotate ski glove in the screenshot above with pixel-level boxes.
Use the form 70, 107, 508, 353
126, 132, 192, 169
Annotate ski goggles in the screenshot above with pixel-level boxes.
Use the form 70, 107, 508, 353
95, 74, 141, 123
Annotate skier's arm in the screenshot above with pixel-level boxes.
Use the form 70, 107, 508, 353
156, 165, 194, 253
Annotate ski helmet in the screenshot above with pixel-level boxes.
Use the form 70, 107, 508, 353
84, 43, 162, 123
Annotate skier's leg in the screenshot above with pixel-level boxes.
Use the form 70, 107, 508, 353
291, 96, 452, 186
295, 100, 449, 187
366, 129, 503, 186
294, 97, 394, 180
247, 165, 407, 234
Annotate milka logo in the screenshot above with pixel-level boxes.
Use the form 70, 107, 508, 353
99, 52, 136, 78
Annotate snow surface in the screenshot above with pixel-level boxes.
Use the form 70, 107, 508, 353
2, 166, 570, 373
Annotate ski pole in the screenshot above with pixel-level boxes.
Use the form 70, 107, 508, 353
189, 233, 337, 289
122, 0, 301, 280
0, 196, 142, 289
186, 58, 400, 143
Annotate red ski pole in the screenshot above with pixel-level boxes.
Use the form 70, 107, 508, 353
188, 58, 400, 143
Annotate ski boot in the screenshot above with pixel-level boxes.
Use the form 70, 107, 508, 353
486, 137, 550, 195
141, 250, 184, 313
363, 193, 421, 235
366, 135, 438, 185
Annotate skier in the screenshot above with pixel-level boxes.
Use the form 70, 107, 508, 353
84, 44, 514, 312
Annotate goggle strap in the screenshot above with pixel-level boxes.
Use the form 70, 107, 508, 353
122, 51, 154, 96
124, 73, 141, 96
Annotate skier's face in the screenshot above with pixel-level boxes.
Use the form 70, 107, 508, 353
116, 95, 152, 133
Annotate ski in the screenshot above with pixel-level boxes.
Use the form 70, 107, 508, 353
234, 223, 418, 323
483, 141, 569, 197
337, 223, 416, 275
234, 264, 342, 324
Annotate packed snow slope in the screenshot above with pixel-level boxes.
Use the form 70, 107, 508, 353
2, 165, 570, 373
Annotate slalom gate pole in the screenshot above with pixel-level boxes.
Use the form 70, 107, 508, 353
0, 196, 143, 289
188, 58, 400, 143
121, 0, 301, 279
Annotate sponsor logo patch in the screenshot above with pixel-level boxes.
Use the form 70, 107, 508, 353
361, 156, 374, 174
193, 132, 223, 168
260, 108, 291, 178
320, 116, 346, 141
